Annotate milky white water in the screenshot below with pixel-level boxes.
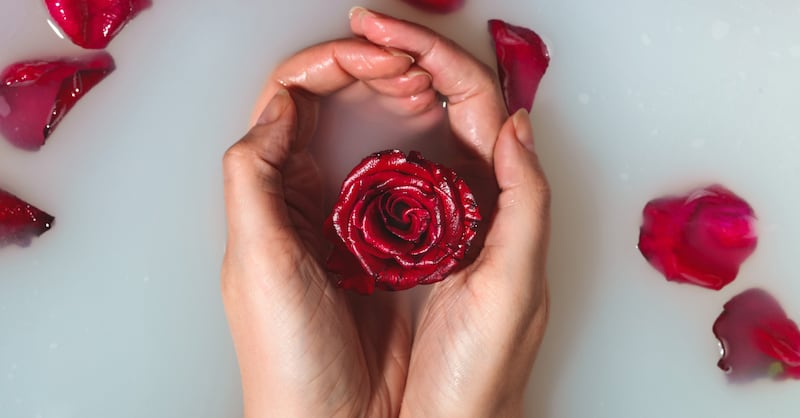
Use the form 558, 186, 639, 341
2, 0, 800, 417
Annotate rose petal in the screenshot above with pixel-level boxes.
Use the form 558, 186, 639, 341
488, 19, 550, 114
0, 53, 115, 151
45, 0, 152, 49
1, 188, 55, 247
400, 0, 464, 14
638, 185, 757, 290
713, 288, 800, 382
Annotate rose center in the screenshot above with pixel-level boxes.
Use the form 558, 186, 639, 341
382, 193, 431, 242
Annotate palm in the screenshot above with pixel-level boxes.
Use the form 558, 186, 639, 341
281, 152, 413, 417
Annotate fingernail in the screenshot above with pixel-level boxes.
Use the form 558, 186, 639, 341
348, 6, 373, 20
406, 69, 431, 81
511, 108, 535, 152
256, 89, 290, 125
385, 48, 415, 64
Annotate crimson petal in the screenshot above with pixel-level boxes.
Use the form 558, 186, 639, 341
713, 288, 800, 381
489, 19, 550, 114
0, 53, 115, 151
45, 0, 152, 49
400, 0, 464, 14
0, 188, 55, 247
638, 185, 757, 290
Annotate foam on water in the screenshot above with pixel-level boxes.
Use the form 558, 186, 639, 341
2, 0, 800, 417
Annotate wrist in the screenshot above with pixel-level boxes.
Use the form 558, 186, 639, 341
399, 389, 524, 418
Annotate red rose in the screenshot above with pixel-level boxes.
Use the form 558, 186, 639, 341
324, 150, 481, 294
638, 185, 757, 290
713, 288, 800, 381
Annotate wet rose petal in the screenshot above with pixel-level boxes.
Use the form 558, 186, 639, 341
713, 288, 800, 382
45, 0, 152, 49
638, 185, 757, 290
489, 19, 550, 114
0, 53, 115, 151
400, 0, 464, 14
324, 150, 480, 294
0, 188, 55, 247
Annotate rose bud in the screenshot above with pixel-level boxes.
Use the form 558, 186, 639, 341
713, 288, 800, 382
324, 150, 480, 294
638, 185, 757, 290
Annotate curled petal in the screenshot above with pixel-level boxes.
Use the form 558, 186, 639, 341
638, 185, 757, 290
0, 53, 115, 150
489, 19, 550, 113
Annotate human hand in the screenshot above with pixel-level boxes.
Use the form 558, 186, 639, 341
222, 8, 550, 418
349, 8, 550, 417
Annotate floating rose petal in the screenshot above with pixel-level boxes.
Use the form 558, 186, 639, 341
324, 150, 480, 294
713, 288, 800, 381
0, 53, 115, 151
0, 188, 55, 247
638, 185, 757, 290
45, 0, 152, 49
400, 0, 464, 14
489, 19, 550, 114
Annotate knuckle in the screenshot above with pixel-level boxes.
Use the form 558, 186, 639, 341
222, 140, 255, 172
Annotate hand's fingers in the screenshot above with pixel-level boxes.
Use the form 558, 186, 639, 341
350, 7, 508, 161
481, 110, 550, 284
364, 67, 432, 97
375, 88, 440, 116
250, 38, 416, 126
224, 89, 301, 256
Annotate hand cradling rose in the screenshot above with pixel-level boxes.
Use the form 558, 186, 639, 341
324, 149, 481, 294
222, 8, 550, 417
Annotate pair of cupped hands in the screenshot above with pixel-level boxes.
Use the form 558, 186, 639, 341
222, 7, 550, 418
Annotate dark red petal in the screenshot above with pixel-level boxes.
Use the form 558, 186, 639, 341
638, 185, 757, 290
400, 0, 464, 14
488, 19, 550, 114
0, 188, 55, 247
713, 289, 800, 382
0, 53, 115, 151
45, 0, 152, 49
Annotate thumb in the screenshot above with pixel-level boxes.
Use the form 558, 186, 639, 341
223, 89, 299, 253
482, 109, 551, 281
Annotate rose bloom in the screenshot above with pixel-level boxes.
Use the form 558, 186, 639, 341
324, 150, 480, 294
638, 185, 757, 290
713, 288, 800, 382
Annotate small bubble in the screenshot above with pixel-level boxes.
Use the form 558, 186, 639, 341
640, 33, 652, 46
711, 20, 730, 40
577, 93, 590, 105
